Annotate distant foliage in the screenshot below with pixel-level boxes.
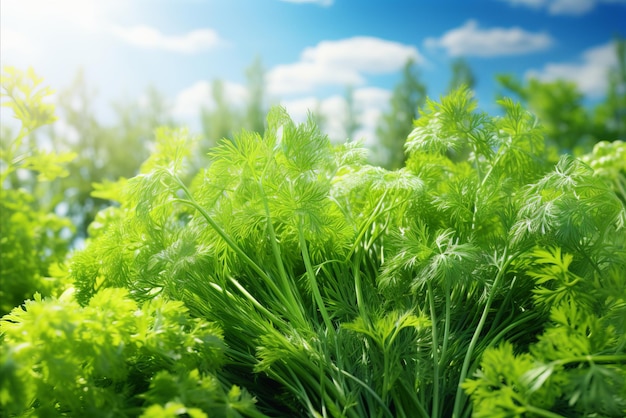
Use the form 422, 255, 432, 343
376, 59, 427, 169
0, 67, 75, 316
496, 38, 626, 154
447, 57, 476, 93
48, 71, 173, 239
581, 139, 626, 203
200, 57, 270, 155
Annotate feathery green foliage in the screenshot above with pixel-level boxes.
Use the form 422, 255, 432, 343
0, 288, 263, 417
0, 67, 75, 316
1, 75, 625, 417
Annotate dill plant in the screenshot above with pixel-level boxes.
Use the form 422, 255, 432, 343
1, 70, 625, 417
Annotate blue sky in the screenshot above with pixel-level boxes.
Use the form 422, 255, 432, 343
2, 0, 625, 146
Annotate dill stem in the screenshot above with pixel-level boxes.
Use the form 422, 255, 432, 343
523, 404, 567, 418
427, 281, 440, 418
298, 224, 335, 336
171, 176, 291, 309
452, 246, 511, 418
439, 282, 452, 414
382, 347, 391, 405
340, 370, 395, 418
259, 183, 308, 327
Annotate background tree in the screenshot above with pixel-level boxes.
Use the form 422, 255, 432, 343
309, 101, 327, 134
375, 59, 427, 169
113, 86, 174, 153
200, 58, 269, 154
200, 79, 237, 150
497, 75, 591, 152
448, 57, 476, 92
592, 38, 626, 141
48, 71, 173, 240
343, 85, 360, 141
244, 56, 268, 134
496, 38, 626, 153
0, 67, 74, 315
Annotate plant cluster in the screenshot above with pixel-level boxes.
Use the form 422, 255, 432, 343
1, 288, 261, 417
1, 69, 625, 417
0, 67, 75, 316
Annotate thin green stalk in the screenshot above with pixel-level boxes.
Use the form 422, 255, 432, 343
469, 139, 484, 184
452, 246, 512, 418
346, 190, 389, 260
364, 211, 392, 251
2, 127, 28, 184
227, 276, 284, 326
280, 367, 318, 416
523, 404, 567, 418
572, 241, 603, 277
482, 310, 543, 352
470, 141, 507, 231
259, 181, 309, 327
437, 282, 452, 416
339, 370, 394, 418
382, 346, 391, 406
489, 275, 519, 330
285, 361, 356, 418
171, 175, 293, 310
460, 407, 472, 418
554, 354, 626, 367
427, 281, 440, 418
614, 175, 626, 202
352, 252, 369, 326
298, 223, 335, 335
395, 378, 430, 418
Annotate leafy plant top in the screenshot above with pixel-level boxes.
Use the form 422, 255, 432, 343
2, 84, 625, 417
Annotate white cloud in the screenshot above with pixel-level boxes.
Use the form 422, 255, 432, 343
353, 87, 392, 108
1, 0, 128, 63
425, 20, 554, 57
112, 25, 222, 54
281, 86, 391, 146
281, 97, 324, 123
278, 0, 333, 5
526, 42, 618, 97
269, 62, 363, 96
302, 38, 422, 73
546, 0, 597, 13
498, 0, 626, 15
268, 37, 422, 95
501, 0, 546, 7
173, 80, 248, 120
280, 95, 345, 140
2, 0, 128, 31
353, 87, 392, 146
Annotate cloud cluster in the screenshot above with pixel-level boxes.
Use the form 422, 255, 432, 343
281, 87, 391, 145
1, 0, 128, 32
499, 0, 626, 15
112, 26, 222, 54
173, 80, 248, 120
268, 37, 422, 95
526, 42, 618, 97
425, 20, 554, 57
2, 0, 224, 59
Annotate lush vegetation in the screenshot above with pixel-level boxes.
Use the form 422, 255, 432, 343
0, 67, 76, 315
1, 65, 625, 417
